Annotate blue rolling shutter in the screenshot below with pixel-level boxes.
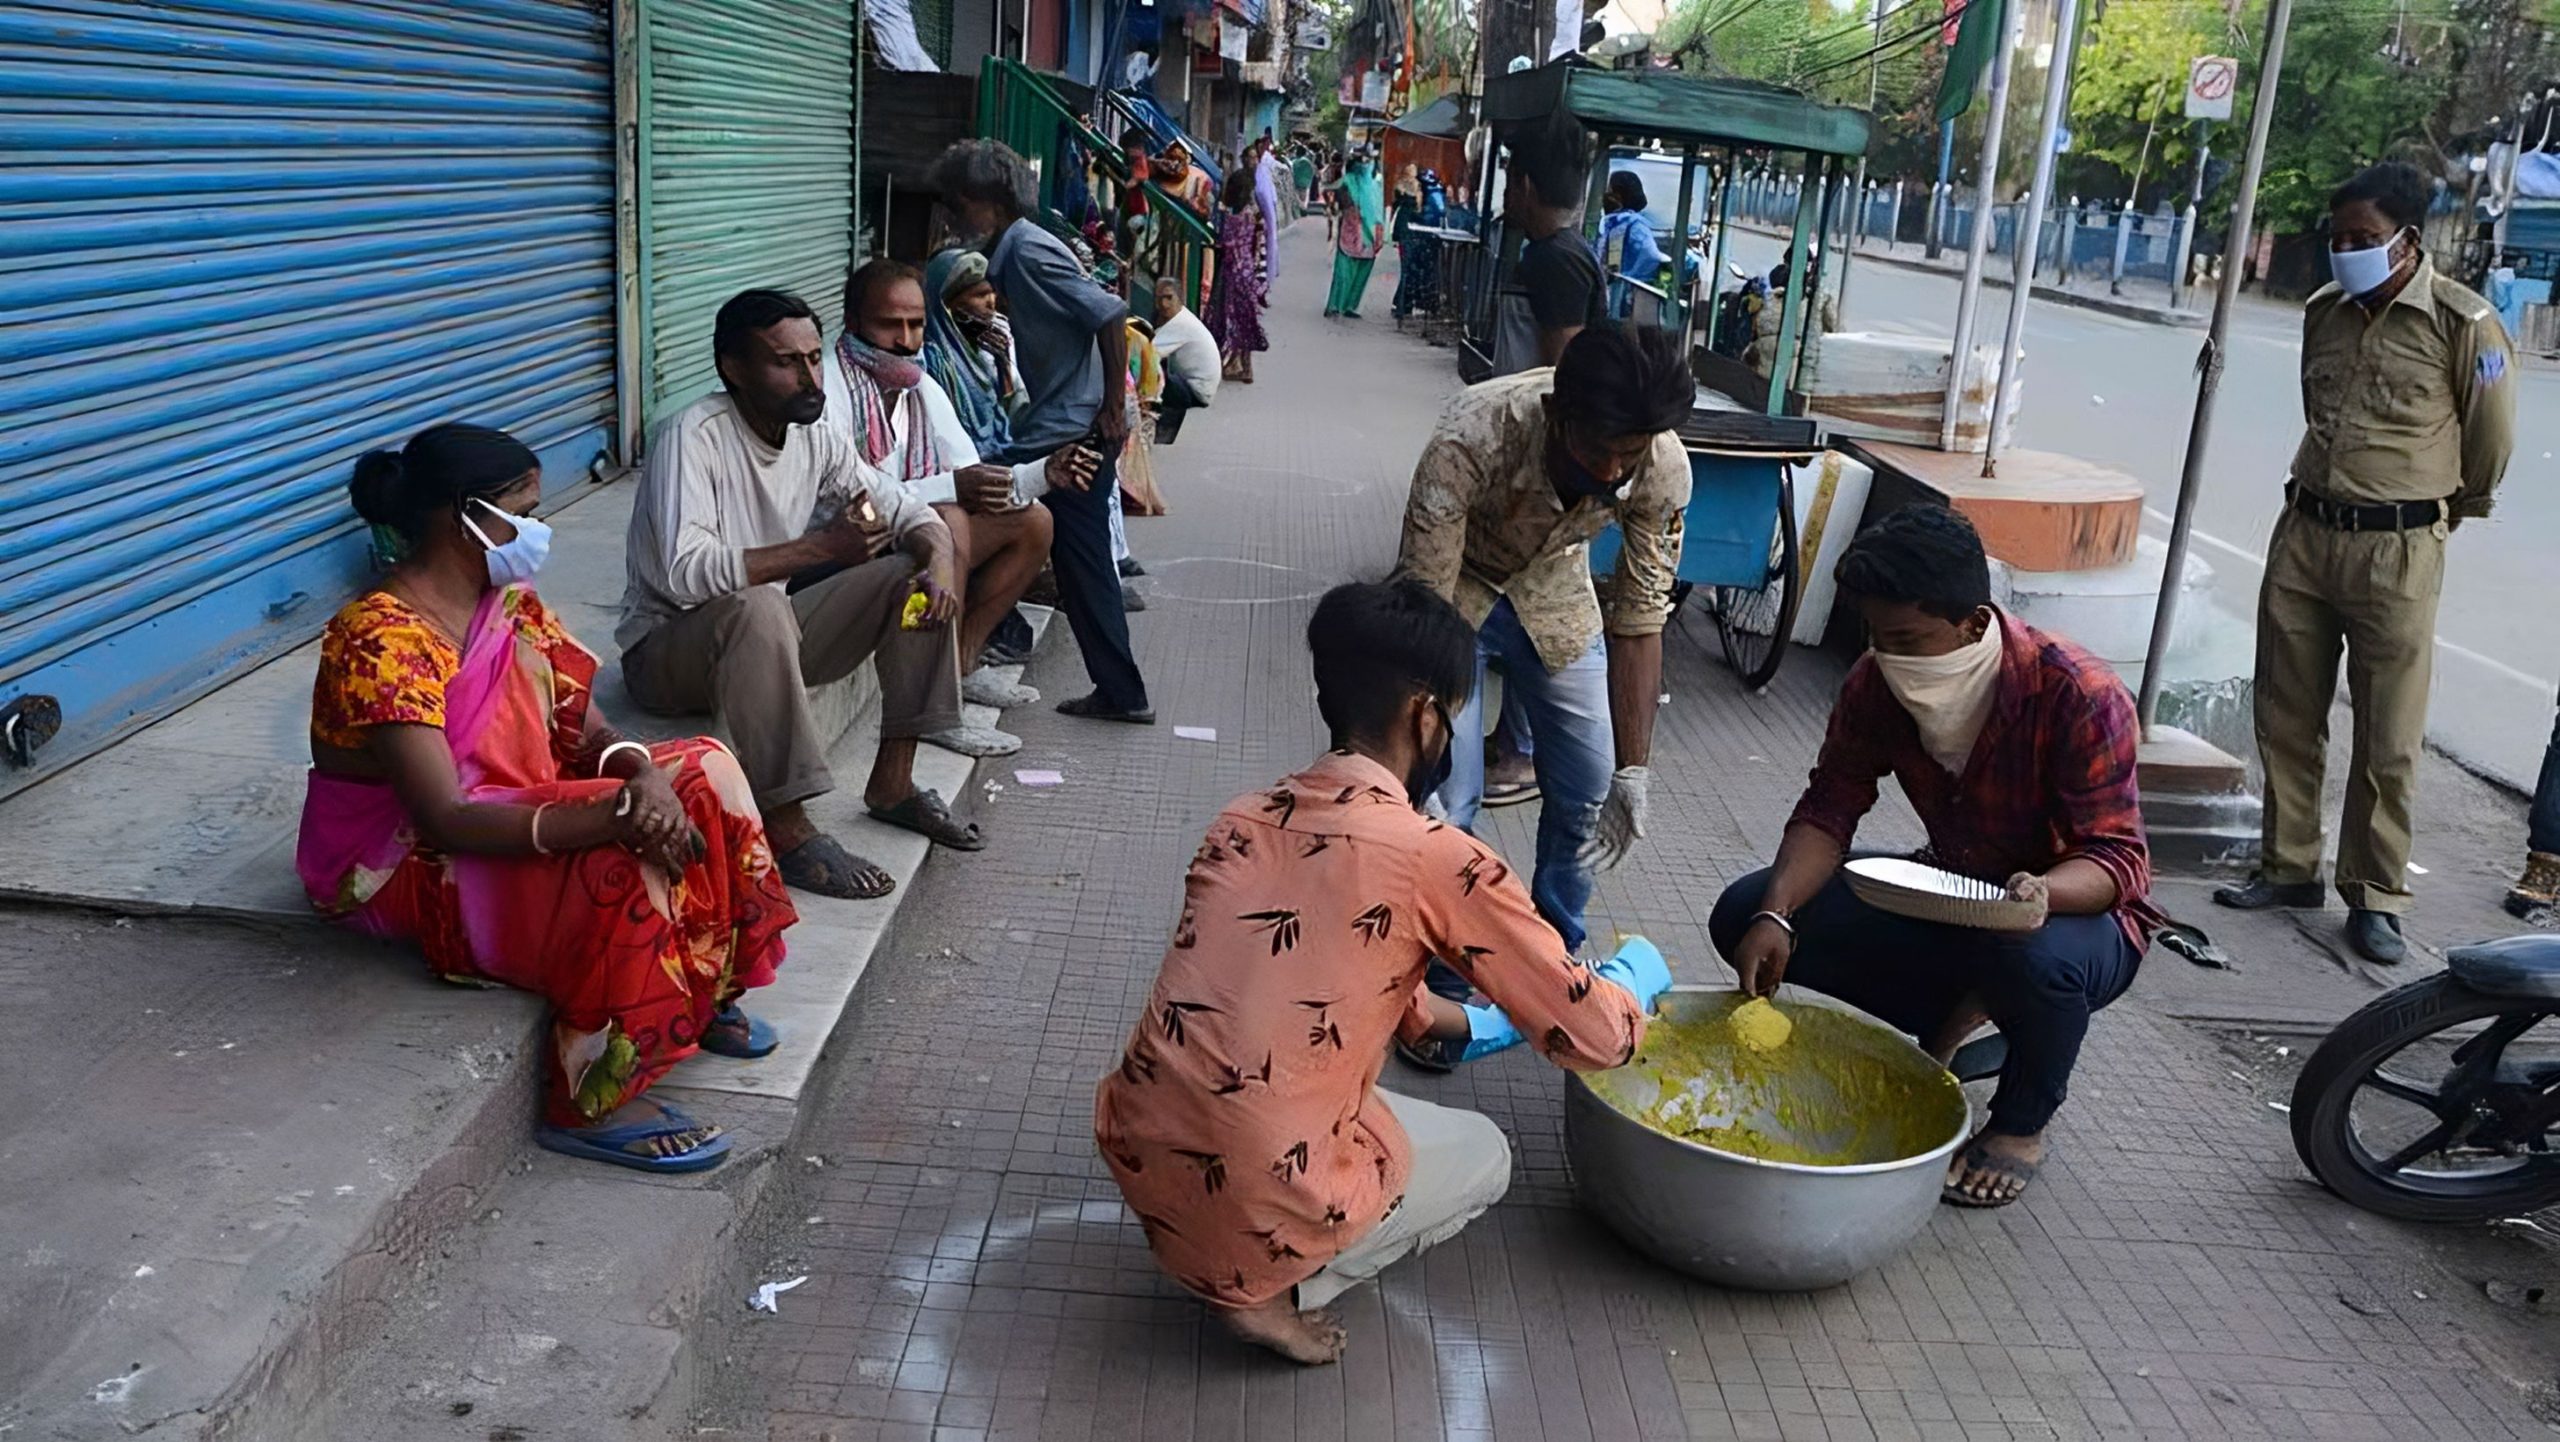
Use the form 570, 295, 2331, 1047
0, 0, 616, 798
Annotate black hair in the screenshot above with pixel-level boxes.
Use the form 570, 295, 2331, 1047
1221, 163, 1257, 212
844, 257, 925, 321
1607, 170, 1648, 213
2329, 161, 2429, 231
1551, 323, 1691, 441
1306, 580, 1477, 748
927, 138, 1038, 220
1833, 504, 1991, 622
713, 288, 818, 365
349, 423, 538, 552
1505, 112, 1591, 211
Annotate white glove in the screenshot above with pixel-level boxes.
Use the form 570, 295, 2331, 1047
1579, 765, 1651, 872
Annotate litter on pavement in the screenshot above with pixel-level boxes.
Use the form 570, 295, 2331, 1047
747, 1275, 808, 1313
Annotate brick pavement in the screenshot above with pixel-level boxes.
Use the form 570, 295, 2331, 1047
699, 223, 2557, 1442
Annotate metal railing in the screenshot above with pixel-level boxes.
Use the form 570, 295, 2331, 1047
975, 57, 1213, 311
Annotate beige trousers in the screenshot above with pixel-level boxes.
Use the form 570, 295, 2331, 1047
2252, 508, 2446, 914
621, 557, 963, 811
1295, 1089, 1512, 1309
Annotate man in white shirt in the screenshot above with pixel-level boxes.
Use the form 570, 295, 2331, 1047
823, 259, 1089, 756
620, 288, 982, 901
1147, 276, 1219, 445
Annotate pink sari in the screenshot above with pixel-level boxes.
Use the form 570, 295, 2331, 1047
297, 586, 795, 1124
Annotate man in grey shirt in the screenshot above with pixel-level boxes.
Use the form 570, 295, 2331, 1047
931, 139, 1153, 723
620, 288, 979, 900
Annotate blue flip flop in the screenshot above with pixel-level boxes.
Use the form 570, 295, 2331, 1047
701, 1003, 779, 1059
537, 1100, 731, 1174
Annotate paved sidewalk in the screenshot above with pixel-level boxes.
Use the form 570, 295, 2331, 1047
700, 221, 2560, 1442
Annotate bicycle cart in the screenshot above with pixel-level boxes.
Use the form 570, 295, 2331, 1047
1478, 64, 1869, 690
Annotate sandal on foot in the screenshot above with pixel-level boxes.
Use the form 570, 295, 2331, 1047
1942, 1141, 2041, 1209
538, 1101, 731, 1174
961, 670, 1039, 708
777, 834, 896, 899
868, 788, 985, 851
1057, 693, 1155, 725
1948, 1033, 2008, 1083
702, 1002, 779, 1059
923, 723, 1022, 759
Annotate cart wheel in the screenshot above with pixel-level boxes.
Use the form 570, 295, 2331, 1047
1709, 470, 1802, 692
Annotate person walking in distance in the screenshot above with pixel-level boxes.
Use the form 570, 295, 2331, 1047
2213, 163, 2516, 963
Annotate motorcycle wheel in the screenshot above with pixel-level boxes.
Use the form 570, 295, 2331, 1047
2289, 973, 2560, 1223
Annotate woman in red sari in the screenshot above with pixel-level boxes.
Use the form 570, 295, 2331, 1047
298, 424, 796, 1173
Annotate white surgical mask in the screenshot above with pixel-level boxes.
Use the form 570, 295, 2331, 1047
2329, 228, 2410, 298
462, 497, 552, 586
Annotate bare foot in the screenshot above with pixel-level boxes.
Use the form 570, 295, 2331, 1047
1222, 1297, 1348, 1365
1944, 1130, 2044, 1208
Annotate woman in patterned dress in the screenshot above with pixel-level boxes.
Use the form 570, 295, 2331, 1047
1206, 164, 1269, 383
297, 424, 796, 1173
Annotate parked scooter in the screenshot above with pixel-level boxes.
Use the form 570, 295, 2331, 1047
2290, 932, 2560, 1221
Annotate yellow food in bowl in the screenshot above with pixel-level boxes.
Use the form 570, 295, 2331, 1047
1728, 996, 1792, 1053
1583, 993, 1967, 1168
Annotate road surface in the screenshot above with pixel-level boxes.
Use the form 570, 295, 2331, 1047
1727, 233, 2560, 791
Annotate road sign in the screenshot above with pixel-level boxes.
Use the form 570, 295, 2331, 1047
2186, 56, 2238, 121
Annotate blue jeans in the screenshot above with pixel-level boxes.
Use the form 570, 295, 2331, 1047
1435, 599, 1613, 954
1708, 866, 2142, 1137
2533, 694, 2560, 856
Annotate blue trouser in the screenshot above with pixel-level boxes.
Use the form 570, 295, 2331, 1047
1431, 600, 1613, 974
2532, 694, 2560, 856
1708, 865, 2142, 1137
1027, 449, 1148, 712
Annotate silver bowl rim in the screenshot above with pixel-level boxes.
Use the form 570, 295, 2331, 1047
1567, 984, 1973, 1178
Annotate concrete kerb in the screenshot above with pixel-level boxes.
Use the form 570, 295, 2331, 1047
0, 478, 1038, 1439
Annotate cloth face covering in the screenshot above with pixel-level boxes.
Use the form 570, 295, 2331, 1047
2329, 228, 2410, 297
1871, 615, 2003, 776
836, 331, 946, 479
464, 498, 552, 586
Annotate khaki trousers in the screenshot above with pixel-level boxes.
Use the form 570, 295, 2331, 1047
621, 557, 963, 812
2252, 508, 2445, 914
1295, 1089, 1512, 1309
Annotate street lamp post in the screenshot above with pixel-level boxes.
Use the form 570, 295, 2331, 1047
1978, 0, 2081, 477
1936, 0, 2019, 454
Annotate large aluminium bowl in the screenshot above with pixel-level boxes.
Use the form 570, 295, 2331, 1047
1564, 985, 1971, 1291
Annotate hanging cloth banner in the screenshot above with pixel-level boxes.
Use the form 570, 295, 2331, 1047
1219, 17, 1249, 60
1935, 0, 2004, 124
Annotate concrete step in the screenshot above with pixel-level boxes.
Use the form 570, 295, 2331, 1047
0, 475, 1052, 1438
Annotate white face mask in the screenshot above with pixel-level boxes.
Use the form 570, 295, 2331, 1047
2329, 228, 2410, 297
1871, 615, 2004, 776
462, 497, 552, 587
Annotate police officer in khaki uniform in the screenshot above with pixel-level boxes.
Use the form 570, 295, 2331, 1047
2215, 163, 2517, 963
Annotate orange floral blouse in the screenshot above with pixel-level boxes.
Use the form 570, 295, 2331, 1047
1093, 751, 1648, 1311
311, 590, 583, 753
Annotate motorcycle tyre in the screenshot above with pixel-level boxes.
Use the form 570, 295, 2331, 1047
2290, 972, 2560, 1224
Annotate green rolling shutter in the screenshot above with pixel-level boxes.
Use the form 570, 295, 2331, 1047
638, 0, 855, 429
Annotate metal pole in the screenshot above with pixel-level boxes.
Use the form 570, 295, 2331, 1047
1938, 0, 2018, 453
1981, 0, 2079, 477
1924, 120, 1954, 258
2136, 0, 2295, 731
1667, 143, 1699, 334
1767, 157, 1825, 418
1837, 0, 1889, 320
1703, 159, 1734, 350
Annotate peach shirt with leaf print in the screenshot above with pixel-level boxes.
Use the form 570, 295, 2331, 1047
1093, 750, 1648, 1311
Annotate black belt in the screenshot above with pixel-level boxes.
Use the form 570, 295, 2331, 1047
2284, 483, 2448, 533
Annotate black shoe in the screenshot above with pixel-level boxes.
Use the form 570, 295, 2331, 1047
1393, 1035, 1458, 1073
1057, 692, 1155, 725
2211, 875, 2326, 911
2346, 909, 2406, 965
1117, 557, 1147, 578
1121, 583, 1148, 613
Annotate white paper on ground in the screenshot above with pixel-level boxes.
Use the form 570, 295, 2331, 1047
1174, 726, 1218, 742
1014, 769, 1064, 787
748, 1275, 809, 1313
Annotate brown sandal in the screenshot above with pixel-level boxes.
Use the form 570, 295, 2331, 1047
776, 834, 896, 899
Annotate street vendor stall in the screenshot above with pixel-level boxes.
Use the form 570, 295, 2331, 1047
1475, 63, 1871, 690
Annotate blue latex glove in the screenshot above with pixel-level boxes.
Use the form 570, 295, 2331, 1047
1592, 935, 1673, 1013
1456, 1002, 1525, 1061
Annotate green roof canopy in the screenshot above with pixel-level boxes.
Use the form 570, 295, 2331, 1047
1483, 65, 1871, 159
